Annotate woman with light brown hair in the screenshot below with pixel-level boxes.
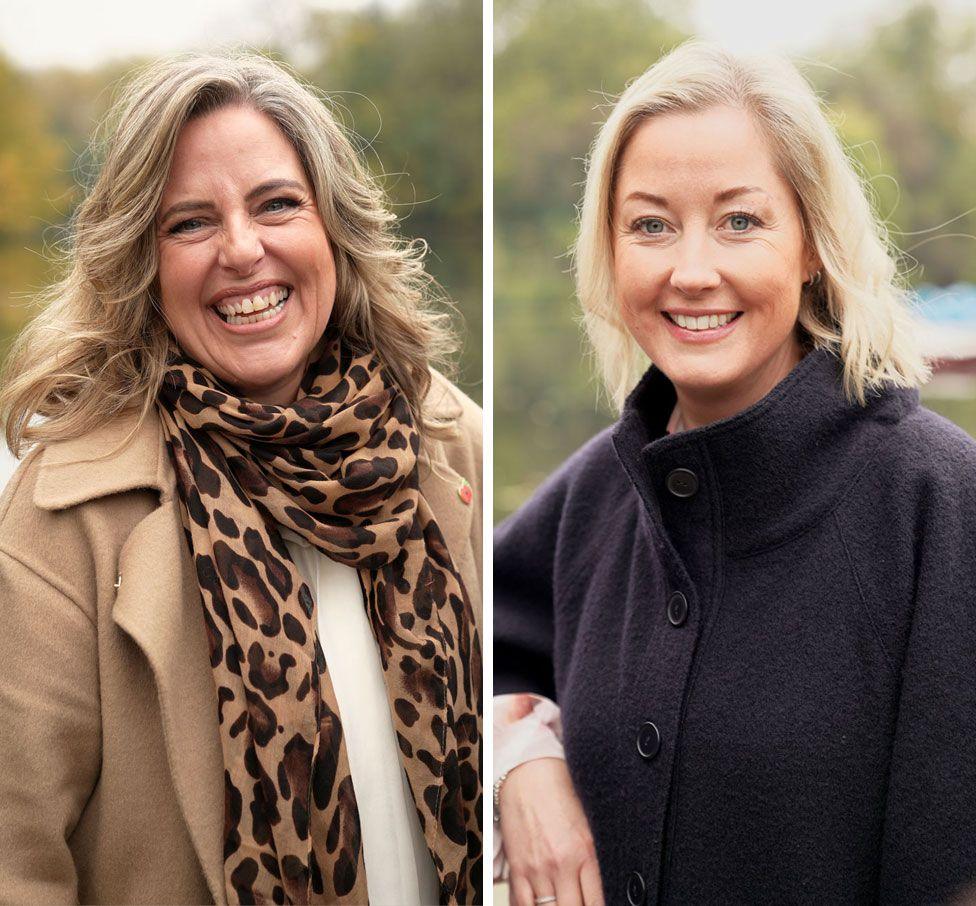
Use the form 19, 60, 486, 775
0, 52, 482, 905
494, 40, 976, 906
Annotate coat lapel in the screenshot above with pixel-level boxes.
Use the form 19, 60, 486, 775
34, 410, 227, 904
112, 501, 226, 905
419, 448, 479, 627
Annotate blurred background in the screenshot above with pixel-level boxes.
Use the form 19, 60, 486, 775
0, 0, 481, 480
494, 0, 976, 523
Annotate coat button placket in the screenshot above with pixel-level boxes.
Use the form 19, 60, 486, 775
632, 450, 710, 904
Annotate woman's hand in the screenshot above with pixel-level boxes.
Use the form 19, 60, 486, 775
500, 756, 605, 906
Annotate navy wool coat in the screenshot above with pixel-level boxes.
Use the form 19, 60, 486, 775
494, 347, 976, 905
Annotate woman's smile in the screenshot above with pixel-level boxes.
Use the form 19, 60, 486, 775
209, 283, 292, 329
662, 308, 743, 341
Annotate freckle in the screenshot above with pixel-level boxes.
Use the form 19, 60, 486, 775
278, 725, 284, 733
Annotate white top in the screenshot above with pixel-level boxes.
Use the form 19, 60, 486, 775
280, 526, 440, 906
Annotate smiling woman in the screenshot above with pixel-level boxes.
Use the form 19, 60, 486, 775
494, 39, 976, 906
612, 105, 817, 428
156, 106, 337, 406
0, 53, 482, 906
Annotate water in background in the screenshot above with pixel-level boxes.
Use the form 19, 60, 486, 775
913, 283, 976, 325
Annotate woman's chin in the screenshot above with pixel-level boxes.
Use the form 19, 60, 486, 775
653, 347, 742, 397
670, 372, 741, 402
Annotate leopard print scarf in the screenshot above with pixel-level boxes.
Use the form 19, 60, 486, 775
156, 333, 482, 904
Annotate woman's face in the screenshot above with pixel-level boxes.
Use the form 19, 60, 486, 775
612, 105, 817, 418
156, 104, 336, 406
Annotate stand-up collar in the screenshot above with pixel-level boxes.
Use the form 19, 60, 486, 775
611, 346, 920, 558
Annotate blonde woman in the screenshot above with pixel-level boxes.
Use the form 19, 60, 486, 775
0, 53, 482, 905
493, 41, 976, 906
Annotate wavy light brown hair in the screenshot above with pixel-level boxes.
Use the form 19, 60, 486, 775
574, 40, 930, 411
1, 52, 457, 456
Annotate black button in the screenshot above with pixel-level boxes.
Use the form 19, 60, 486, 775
627, 870, 647, 905
667, 591, 688, 626
666, 467, 698, 498
636, 721, 661, 760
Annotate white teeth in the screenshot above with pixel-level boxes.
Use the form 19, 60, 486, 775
672, 312, 739, 331
219, 288, 291, 325
215, 286, 291, 318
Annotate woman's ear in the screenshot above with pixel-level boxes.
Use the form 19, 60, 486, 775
802, 244, 822, 283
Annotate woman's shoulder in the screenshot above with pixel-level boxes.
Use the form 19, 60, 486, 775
837, 399, 976, 563
0, 410, 169, 613
3, 408, 171, 511
884, 400, 976, 492
900, 400, 976, 455
424, 368, 482, 477
426, 368, 481, 431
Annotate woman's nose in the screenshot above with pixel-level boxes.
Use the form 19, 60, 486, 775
669, 235, 721, 296
217, 215, 265, 274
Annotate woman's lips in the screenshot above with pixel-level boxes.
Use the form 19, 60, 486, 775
662, 310, 742, 342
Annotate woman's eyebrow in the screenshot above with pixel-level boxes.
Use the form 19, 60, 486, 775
622, 185, 771, 208
714, 185, 770, 203
157, 179, 307, 225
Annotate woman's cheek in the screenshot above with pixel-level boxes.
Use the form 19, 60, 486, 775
617, 257, 659, 319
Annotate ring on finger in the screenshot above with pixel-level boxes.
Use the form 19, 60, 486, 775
534, 898, 557, 905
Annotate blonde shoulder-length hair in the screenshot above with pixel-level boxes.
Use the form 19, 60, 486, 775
1, 51, 456, 456
574, 39, 930, 412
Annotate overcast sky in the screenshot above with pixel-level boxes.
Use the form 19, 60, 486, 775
1, 0, 973, 71
0, 0, 405, 70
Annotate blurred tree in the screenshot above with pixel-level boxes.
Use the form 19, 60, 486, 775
29, 61, 137, 192
0, 57, 68, 239
0, 52, 70, 341
302, 0, 483, 394
810, 1, 976, 285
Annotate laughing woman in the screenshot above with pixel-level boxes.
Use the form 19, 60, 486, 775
494, 41, 976, 906
0, 54, 482, 905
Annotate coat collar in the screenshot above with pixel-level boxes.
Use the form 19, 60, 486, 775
611, 346, 920, 558
33, 409, 172, 510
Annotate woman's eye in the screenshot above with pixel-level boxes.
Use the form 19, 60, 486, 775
170, 218, 204, 234
636, 217, 668, 235
263, 197, 299, 214
727, 212, 759, 232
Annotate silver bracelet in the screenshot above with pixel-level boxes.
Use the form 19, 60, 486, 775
492, 769, 510, 824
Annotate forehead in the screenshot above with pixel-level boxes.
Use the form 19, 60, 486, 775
162, 105, 308, 197
614, 105, 791, 205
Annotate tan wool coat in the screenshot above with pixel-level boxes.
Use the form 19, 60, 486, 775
0, 374, 482, 905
